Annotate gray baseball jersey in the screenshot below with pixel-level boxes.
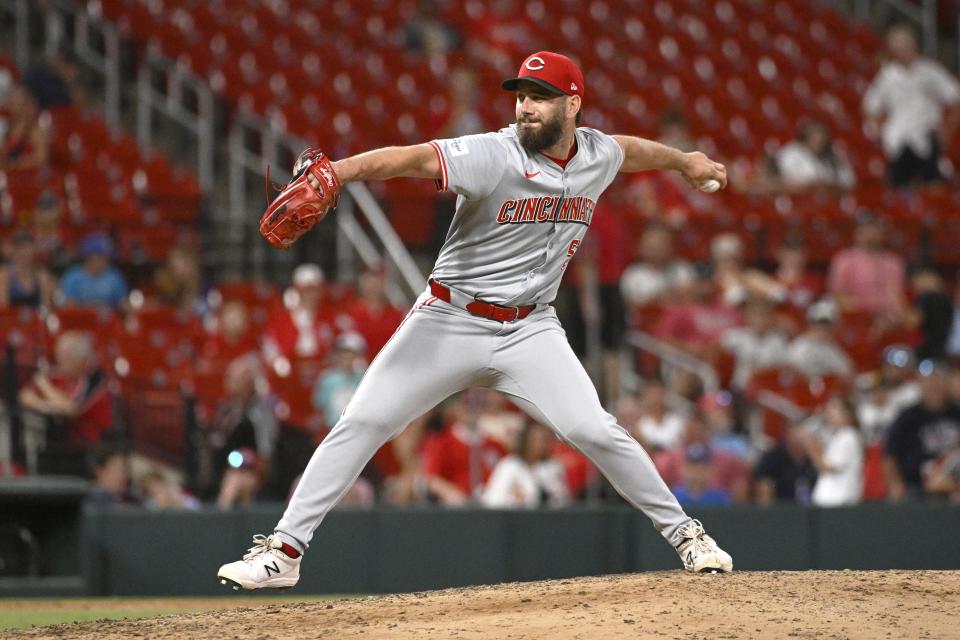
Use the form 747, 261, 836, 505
429, 125, 623, 305
272, 125, 695, 559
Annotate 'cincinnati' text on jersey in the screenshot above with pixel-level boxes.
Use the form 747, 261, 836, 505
496, 196, 596, 226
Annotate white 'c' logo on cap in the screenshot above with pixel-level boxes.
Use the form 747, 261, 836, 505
524, 56, 545, 71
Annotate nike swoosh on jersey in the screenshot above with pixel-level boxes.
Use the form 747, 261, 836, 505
524, 170, 541, 179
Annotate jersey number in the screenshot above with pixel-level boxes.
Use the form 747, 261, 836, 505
561, 239, 581, 272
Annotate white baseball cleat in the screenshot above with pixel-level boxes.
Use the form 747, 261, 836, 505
217, 533, 302, 591
674, 519, 733, 574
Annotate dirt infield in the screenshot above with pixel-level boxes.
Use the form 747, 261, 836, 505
8, 570, 960, 639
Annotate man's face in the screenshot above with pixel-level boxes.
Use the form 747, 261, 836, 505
887, 27, 918, 64
855, 222, 884, 250
515, 82, 569, 153
641, 229, 672, 265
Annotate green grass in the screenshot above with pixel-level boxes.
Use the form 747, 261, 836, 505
0, 595, 340, 631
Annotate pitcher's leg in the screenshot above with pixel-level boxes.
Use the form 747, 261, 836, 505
276, 308, 486, 550
492, 321, 689, 544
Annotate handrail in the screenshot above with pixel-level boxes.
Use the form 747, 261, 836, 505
136, 52, 215, 191
229, 111, 426, 302
754, 390, 807, 424
626, 331, 719, 393
625, 330, 809, 437
74, 8, 121, 128
343, 182, 429, 296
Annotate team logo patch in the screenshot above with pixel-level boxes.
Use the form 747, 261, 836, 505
449, 138, 469, 157
570, 82, 578, 91
524, 56, 545, 71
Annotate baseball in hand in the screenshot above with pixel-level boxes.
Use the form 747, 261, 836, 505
699, 179, 721, 193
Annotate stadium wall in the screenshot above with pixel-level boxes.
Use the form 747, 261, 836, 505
70, 505, 960, 596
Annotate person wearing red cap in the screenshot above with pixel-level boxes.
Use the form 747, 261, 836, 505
219, 51, 731, 591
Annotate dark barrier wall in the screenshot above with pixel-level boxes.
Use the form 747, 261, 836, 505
77, 504, 960, 596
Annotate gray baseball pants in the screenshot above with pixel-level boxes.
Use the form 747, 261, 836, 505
275, 289, 691, 551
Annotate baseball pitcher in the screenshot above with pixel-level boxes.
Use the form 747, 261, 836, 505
220, 51, 733, 590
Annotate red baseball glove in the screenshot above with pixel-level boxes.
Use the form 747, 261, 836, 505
259, 148, 341, 249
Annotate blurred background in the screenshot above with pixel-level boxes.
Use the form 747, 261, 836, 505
1, 0, 960, 596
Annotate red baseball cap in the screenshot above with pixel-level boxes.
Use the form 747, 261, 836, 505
501, 51, 585, 98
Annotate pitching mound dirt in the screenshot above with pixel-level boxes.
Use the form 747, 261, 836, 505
9, 570, 960, 639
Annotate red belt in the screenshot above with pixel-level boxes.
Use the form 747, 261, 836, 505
429, 279, 535, 322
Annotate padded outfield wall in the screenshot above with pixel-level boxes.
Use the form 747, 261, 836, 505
74, 504, 960, 596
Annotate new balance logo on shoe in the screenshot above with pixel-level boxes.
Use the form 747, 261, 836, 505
264, 561, 280, 577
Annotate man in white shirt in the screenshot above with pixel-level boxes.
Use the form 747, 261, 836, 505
863, 24, 960, 187
620, 224, 695, 308
720, 297, 788, 389
775, 120, 855, 192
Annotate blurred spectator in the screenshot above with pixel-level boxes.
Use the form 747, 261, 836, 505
18, 331, 114, 474
856, 345, 921, 445
773, 237, 823, 315
711, 233, 781, 306
828, 213, 905, 318
720, 297, 788, 389
421, 396, 507, 505
946, 283, 960, 359
863, 24, 960, 188
475, 391, 525, 452
622, 111, 711, 226
87, 444, 138, 506
154, 243, 206, 315
403, 0, 463, 56
801, 397, 864, 507
857, 345, 920, 500
614, 392, 643, 431
558, 201, 630, 406
884, 363, 960, 501
752, 427, 816, 504
655, 411, 751, 503
199, 301, 258, 367
263, 264, 336, 364
905, 265, 954, 362
775, 119, 855, 192
924, 448, 960, 501
312, 332, 368, 430
435, 67, 485, 138
620, 224, 695, 308
785, 300, 853, 380
633, 378, 685, 451
0, 229, 55, 309
59, 233, 128, 310
138, 470, 201, 510
0, 84, 49, 172
31, 190, 72, 274
21, 49, 84, 109
699, 390, 752, 462
204, 355, 278, 508
381, 414, 429, 506
482, 421, 569, 508
670, 443, 732, 507
654, 265, 743, 360
344, 264, 404, 360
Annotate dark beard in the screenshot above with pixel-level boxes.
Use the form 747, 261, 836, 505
517, 112, 565, 153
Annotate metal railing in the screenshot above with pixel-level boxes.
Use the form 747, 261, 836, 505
626, 331, 720, 394
228, 111, 426, 303
135, 51, 216, 191
2, 0, 123, 127
5, 1, 426, 294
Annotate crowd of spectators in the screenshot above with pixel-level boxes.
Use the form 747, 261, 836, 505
3, 14, 960, 514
